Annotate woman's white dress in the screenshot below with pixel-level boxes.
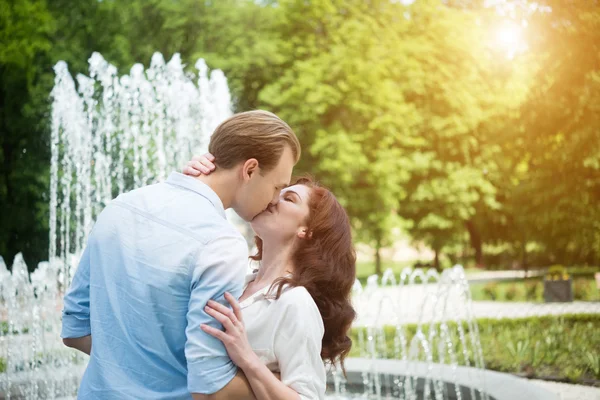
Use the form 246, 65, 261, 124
240, 273, 327, 400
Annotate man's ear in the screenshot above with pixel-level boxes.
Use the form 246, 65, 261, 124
241, 158, 259, 181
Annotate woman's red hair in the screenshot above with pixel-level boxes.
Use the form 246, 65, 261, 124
251, 177, 356, 372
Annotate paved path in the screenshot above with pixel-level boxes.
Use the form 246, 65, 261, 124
532, 379, 600, 400
465, 269, 545, 283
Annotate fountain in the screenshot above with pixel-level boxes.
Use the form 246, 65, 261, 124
0, 52, 233, 399
326, 266, 557, 400
49, 51, 232, 289
0, 52, 557, 399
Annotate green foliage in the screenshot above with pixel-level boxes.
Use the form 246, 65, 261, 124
0, 357, 5, 373
504, 284, 519, 301
547, 265, 569, 280
2, 0, 600, 270
482, 283, 499, 300
525, 281, 542, 301
350, 314, 600, 384
573, 279, 597, 301
584, 351, 600, 380
472, 278, 598, 302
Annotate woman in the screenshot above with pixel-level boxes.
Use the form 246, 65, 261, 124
184, 154, 356, 400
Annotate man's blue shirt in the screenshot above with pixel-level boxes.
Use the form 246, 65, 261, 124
61, 172, 248, 399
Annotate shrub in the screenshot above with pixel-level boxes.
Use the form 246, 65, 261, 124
505, 284, 520, 301
525, 281, 541, 301
573, 279, 589, 301
547, 265, 569, 281
482, 283, 499, 300
350, 314, 600, 385
585, 351, 600, 380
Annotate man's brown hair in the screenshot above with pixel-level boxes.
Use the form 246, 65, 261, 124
208, 110, 301, 173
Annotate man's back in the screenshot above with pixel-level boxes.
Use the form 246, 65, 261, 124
61, 172, 248, 399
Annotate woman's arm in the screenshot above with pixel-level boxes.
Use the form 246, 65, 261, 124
192, 371, 256, 400
201, 293, 300, 400
63, 335, 92, 355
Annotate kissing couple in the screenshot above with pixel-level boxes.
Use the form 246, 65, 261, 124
62, 110, 357, 399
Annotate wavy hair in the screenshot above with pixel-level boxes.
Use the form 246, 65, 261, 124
251, 177, 356, 372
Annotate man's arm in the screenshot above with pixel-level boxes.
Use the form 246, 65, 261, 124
63, 335, 92, 355
187, 234, 249, 396
61, 244, 93, 354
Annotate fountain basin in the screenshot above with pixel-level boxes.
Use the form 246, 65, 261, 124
326, 358, 558, 400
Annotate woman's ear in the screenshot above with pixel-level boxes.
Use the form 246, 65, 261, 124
297, 228, 312, 239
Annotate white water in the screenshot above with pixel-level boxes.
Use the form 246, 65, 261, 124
1, 52, 232, 399
1, 51, 490, 400
49, 51, 232, 286
329, 265, 489, 400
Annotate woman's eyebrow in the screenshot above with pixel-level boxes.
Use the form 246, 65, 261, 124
285, 190, 302, 202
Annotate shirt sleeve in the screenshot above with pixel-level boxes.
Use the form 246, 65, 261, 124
186, 234, 249, 395
273, 288, 327, 400
61, 243, 92, 338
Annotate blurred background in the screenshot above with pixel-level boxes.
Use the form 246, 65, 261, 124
0, 0, 599, 394
1, 0, 599, 275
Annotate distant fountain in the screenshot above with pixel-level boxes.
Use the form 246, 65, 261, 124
326, 265, 490, 400
0, 52, 232, 399
326, 266, 556, 400
50, 51, 232, 288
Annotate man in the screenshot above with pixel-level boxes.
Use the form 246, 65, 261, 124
61, 110, 301, 399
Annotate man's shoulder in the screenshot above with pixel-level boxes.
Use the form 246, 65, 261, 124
105, 182, 240, 246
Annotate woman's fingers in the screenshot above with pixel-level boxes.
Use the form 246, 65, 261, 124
182, 162, 201, 176
225, 292, 244, 324
205, 305, 237, 332
190, 160, 211, 174
200, 324, 228, 342
207, 300, 240, 326
192, 153, 216, 171
183, 153, 216, 176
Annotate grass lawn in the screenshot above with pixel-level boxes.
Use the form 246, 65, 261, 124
350, 314, 600, 385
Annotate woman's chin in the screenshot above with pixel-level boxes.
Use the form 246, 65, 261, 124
250, 219, 276, 239
250, 217, 266, 233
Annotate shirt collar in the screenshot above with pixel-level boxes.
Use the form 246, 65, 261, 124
240, 273, 275, 309
166, 172, 226, 219
240, 272, 295, 309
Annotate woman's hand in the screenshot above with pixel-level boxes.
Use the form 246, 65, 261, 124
201, 292, 260, 372
182, 153, 216, 176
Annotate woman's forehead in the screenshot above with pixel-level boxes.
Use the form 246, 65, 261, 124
282, 184, 311, 199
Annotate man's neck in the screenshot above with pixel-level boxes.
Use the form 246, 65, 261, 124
194, 171, 237, 210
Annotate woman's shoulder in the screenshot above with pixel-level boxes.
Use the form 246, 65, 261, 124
273, 286, 324, 335
276, 286, 321, 317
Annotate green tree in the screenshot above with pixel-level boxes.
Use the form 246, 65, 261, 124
0, 0, 55, 269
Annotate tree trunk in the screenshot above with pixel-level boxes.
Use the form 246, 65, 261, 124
465, 219, 483, 267
375, 237, 382, 276
521, 240, 528, 278
433, 248, 440, 271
